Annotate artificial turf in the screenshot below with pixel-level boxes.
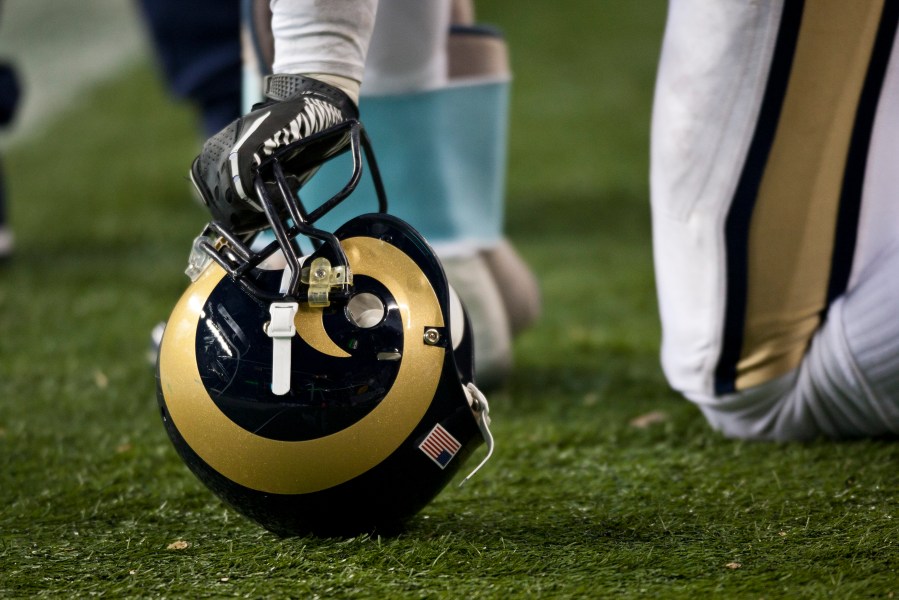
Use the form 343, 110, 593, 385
1, 2, 896, 597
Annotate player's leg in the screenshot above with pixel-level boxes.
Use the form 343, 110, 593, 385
447, 16, 541, 339
137, 0, 242, 136
0, 58, 20, 259
696, 240, 899, 440
301, 0, 539, 387
243, 0, 539, 387
652, 0, 899, 439
361, 0, 514, 387
700, 2, 899, 439
0, 0, 19, 260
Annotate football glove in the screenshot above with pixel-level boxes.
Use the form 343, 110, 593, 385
190, 73, 358, 234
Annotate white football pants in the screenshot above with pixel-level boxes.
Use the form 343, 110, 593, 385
652, 0, 899, 439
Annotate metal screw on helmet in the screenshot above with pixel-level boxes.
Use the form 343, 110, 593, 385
423, 328, 441, 345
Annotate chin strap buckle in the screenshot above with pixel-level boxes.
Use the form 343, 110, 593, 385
301, 257, 352, 307
266, 301, 299, 395
459, 382, 494, 486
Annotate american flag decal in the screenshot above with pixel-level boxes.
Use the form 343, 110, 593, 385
418, 424, 461, 469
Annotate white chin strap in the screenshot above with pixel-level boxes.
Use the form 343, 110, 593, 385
459, 382, 494, 486
267, 300, 299, 395
265, 265, 301, 396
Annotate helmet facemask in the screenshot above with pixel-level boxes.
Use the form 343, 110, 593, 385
189, 118, 387, 303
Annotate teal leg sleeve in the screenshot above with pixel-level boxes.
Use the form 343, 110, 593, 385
301, 80, 510, 253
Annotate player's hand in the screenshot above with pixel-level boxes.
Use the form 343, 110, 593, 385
190, 74, 358, 233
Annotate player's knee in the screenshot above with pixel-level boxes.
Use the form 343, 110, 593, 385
686, 372, 825, 441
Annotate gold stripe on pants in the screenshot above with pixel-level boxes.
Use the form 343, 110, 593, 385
737, 0, 885, 389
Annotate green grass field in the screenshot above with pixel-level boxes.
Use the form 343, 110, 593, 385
1, 2, 897, 597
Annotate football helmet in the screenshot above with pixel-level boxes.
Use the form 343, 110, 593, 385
156, 113, 493, 536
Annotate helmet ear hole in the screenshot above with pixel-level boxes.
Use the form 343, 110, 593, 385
346, 292, 386, 328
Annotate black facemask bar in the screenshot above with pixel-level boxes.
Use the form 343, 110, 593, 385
197, 119, 388, 302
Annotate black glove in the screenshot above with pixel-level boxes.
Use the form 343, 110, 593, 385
190, 74, 358, 234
